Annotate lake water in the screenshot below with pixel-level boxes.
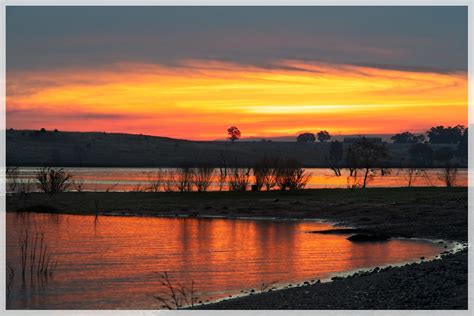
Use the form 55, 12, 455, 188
8, 167, 468, 192
6, 213, 446, 309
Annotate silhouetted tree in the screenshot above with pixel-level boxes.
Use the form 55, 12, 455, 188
227, 126, 241, 143
427, 125, 464, 144
327, 141, 343, 176
317, 130, 331, 142
439, 167, 458, 187
145, 170, 164, 192
163, 170, 178, 192
433, 147, 457, 187
391, 131, 425, 143
408, 143, 434, 167
296, 133, 315, 143
433, 147, 458, 187
404, 168, 420, 187
345, 146, 358, 177
40, 128, 46, 133
176, 162, 194, 192
346, 139, 388, 188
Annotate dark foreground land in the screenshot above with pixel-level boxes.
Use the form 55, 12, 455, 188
6, 187, 468, 309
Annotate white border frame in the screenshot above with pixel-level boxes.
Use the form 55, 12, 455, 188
1, 1, 472, 315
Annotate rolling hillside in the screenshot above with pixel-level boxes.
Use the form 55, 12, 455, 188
6, 130, 463, 168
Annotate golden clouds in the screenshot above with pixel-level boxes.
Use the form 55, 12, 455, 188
6, 60, 467, 139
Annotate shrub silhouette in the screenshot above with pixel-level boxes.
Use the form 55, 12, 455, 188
274, 159, 310, 190
252, 157, 278, 191
35, 167, 72, 196
192, 164, 215, 192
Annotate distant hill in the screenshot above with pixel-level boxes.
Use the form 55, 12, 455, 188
6, 129, 462, 168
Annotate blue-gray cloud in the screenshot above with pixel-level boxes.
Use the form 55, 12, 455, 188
6, 6, 467, 72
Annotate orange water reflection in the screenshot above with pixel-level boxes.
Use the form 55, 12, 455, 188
12, 167, 468, 192
6, 213, 445, 309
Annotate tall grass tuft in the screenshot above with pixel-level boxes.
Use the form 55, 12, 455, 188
152, 271, 199, 309
18, 228, 58, 289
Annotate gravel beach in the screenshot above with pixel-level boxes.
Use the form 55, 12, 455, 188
192, 250, 467, 310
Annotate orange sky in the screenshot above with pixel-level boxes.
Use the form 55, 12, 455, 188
6, 60, 467, 140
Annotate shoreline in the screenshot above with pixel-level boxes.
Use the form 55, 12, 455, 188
193, 250, 467, 310
195, 237, 466, 309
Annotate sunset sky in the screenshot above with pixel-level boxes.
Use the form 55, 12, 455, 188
6, 6, 467, 140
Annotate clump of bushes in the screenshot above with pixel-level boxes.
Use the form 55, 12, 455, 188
252, 158, 310, 191
35, 167, 73, 196
228, 167, 251, 191
252, 157, 277, 191
192, 164, 214, 192
274, 159, 310, 190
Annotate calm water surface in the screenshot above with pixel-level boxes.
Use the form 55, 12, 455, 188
11, 167, 468, 192
6, 213, 445, 309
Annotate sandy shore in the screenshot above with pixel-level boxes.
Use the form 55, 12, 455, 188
6, 187, 468, 309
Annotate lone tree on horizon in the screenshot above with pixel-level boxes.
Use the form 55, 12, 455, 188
317, 130, 331, 142
227, 126, 241, 143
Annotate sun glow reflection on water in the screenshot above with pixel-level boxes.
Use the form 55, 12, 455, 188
6, 213, 445, 309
